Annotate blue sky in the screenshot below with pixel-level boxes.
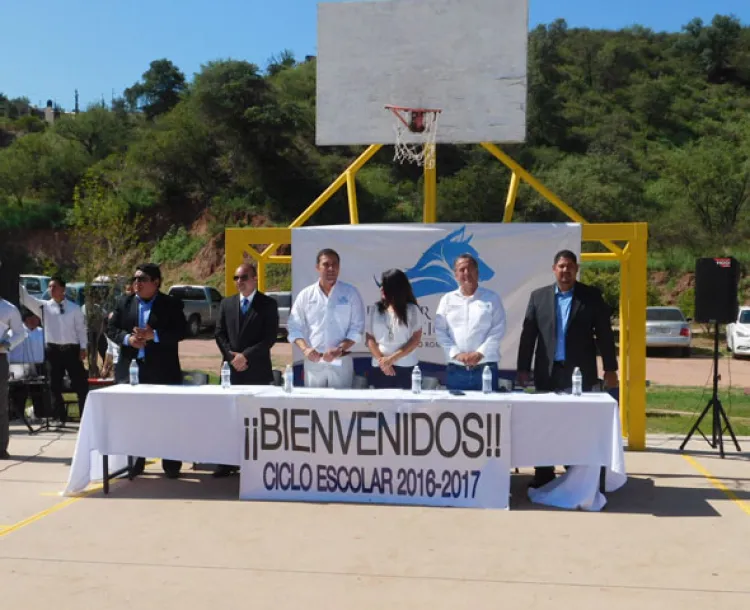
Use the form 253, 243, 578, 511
1, 0, 748, 110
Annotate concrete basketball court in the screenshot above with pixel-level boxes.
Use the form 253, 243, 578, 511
1, 421, 749, 609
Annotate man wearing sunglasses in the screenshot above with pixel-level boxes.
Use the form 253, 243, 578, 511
213, 262, 279, 477
107, 263, 187, 479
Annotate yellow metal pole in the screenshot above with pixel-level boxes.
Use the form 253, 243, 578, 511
423, 146, 437, 223
346, 170, 360, 224
481, 142, 623, 256
619, 246, 631, 439
260, 144, 382, 258
257, 258, 267, 293
503, 171, 520, 223
627, 223, 648, 450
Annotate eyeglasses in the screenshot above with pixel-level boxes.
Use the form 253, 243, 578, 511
132, 276, 152, 283
59, 303, 65, 314
233, 274, 250, 281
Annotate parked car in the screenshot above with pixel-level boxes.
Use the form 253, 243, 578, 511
37, 281, 123, 311
266, 291, 291, 339
20, 274, 51, 297
646, 306, 692, 357
167, 285, 223, 336
726, 306, 750, 358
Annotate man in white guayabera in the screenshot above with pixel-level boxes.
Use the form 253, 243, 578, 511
288, 248, 365, 388
435, 253, 506, 392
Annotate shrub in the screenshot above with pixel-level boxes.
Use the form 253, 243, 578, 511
151, 226, 206, 264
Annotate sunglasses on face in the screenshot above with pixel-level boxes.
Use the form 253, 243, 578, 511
233, 274, 250, 281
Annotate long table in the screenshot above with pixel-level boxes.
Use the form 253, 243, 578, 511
64, 385, 626, 511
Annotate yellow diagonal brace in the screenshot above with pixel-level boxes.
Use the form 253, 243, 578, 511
260, 145, 382, 259
481, 142, 623, 256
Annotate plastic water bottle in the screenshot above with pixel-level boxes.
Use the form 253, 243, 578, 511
283, 364, 294, 393
411, 365, 422, 394
482, 365, 493, 394
129, 360, 139, 386
572, 367, 583, 396
221, 361, 231, 389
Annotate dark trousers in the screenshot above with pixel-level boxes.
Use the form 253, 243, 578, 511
47, 344, 88, 420
369, 365, 413, 390
0, 355, 8, 455
446, 362, 499, 392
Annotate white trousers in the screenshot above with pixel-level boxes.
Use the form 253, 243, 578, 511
303, 358, 354, 389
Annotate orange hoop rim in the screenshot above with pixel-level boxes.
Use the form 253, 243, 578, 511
384, 104, 443, 113
385, 104, 442, 131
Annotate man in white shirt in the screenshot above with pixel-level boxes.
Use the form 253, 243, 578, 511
435, 254, 506, 392
21, 276, 89, 421
0, 295, 26, 459
288, 248, 365, 388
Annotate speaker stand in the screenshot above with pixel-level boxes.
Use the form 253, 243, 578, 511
680, 322, 741, 458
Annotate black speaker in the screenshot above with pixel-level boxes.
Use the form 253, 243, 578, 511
694, 257, 740, 324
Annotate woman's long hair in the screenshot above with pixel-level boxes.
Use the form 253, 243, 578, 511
377, 269, 418, 325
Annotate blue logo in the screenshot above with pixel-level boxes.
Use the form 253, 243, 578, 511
394, 226, 495, 298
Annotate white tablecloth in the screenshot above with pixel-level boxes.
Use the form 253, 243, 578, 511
64, 386, 626, 511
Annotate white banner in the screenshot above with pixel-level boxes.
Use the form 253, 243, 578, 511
290, 223, 581, 368
238, 394, 512, 509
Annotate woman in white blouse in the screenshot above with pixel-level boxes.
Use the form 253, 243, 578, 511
365, 269, 423, 389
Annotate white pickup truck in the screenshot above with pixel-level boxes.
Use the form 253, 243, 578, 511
167, 285, 223, 337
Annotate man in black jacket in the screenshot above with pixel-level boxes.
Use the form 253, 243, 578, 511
214, 262, 278, 476
107, 263, 187, 478
517, 249, 618, 488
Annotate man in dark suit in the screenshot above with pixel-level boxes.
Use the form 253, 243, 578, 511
517, 249, 618, 488
107, 263, 187, 479
214, 262, 278, 476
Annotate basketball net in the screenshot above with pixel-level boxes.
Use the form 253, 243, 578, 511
385, 106, 441, 169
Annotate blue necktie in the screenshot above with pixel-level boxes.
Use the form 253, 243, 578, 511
241, 298, 249, 315
138, 298, 151, 359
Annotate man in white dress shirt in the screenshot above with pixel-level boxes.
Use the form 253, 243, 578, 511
288, 248, 365, 388
21, 277, 89, 420
0, 295, 25, 459
435, 254, 506, 392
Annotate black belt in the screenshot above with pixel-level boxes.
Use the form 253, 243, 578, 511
553, 360, 566, 367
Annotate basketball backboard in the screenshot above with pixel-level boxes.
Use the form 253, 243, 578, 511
316, 0, 528, 146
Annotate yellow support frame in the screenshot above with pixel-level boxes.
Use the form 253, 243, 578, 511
226, 143, 648, 450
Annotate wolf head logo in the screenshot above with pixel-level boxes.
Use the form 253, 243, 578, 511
394, 226, 495, 298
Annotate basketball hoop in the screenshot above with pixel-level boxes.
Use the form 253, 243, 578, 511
385, 105, 441, 169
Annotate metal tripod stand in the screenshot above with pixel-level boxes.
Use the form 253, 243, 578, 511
680, 322, 741, 458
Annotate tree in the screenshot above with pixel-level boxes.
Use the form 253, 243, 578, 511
124, 59, 186, 120
680, 15, 742, 82
647, 121, 750, 248
266, 49, 297, 77
0, 145, 34, 206
527, 20, 570, 147
69, 172, 147, 374
54, 106, 132, 161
